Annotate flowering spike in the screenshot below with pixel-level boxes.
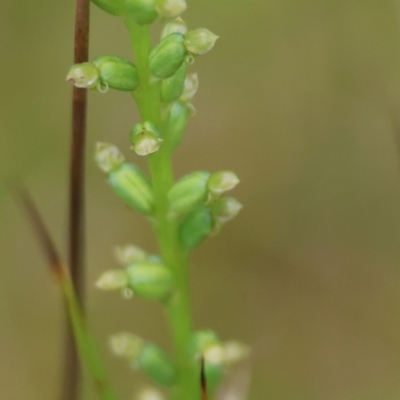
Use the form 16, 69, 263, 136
184, 28, 219, 55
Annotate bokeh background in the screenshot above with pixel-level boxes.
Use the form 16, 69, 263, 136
3, 0, 400, 399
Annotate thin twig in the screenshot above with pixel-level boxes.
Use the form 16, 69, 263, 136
65, 0, 90, 398
201, 356, 209, 400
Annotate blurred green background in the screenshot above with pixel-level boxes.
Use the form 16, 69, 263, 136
3, 0, 400, 399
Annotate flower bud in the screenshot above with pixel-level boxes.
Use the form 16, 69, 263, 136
91, 0, 125, 16
96, 270, 129, 290
66, 62, 100, 89
149, 33, 187, 79
156, 0, 187, 19
109, 332, 144, 360
130, 121, 163, 156
161, 61, 187, 103
184, 28, 219, 55
179, 206, 213, 250
168, 171, 210, 216
187, 330, 220, 359
179, 72, 198, 102
125, 0, 159, 24
211, 197, 242, 224
93, 55, 139, 91
208, 171, 240, 198
165, 101, 190, 151
95, 142, 125, 173
138, 343, 176, 386
108, 163, 155, 215
161, 17, 188, 39
115, 244, 147, 265
127, 260, 173, 300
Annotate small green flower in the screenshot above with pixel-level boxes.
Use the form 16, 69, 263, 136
184, 28, 219, 55
161, 17, 188, 39
66, 62, 100, 89
130, 121, 163, 156
156, 0, 187, 19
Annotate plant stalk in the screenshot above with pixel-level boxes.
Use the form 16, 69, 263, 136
124, 18, 197, 400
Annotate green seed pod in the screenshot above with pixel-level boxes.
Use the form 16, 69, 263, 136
208, 171, 240, 198
179, 206, 213, 250
114, 244, 148, 265
95, 142, 125, 173
130, 121, 163, 156
66, 62, 100, 89
127, 260, 173, 300
168, 171, 210, 216
161, 61, 187, 103
161, 17, 188, 39
156, 0, 187, 19
138, 343, 176, 386
165, 101, 190, 151
91, 0, 125, 16
93, 56, 139, 91
95, 269, 129, 291
184, 28, 219, 55
149, 33, 187, 79
179, 72, 198, 102
125, 0, 159, 25
109, 332, 144, 360
108, 163, 154, 215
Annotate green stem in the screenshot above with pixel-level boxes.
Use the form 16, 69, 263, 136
61, 276, 119, 400
124, 18, 197, 400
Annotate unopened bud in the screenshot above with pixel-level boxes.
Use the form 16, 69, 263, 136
130, 121, 163, 156
93, 56, 139, 92
91, 0, 124, 16
184, 28, 219, 55
156, 0, 187, 19
109, 332, 144, 360
179, 206, 213, 250
96, 270, 129, 290
161, 61, 187, 103
187, 330, 220, 359
108, 163, 154, 215
165, 101, 190, 151
125, 0, 159, 24
149, 33, 187, 79
168, 171, 210, 216
127, 261, 173, 300
161, 17, 188, 39
115, 244, 147, 265
179, 72, 198, 102
211, 197, 242, 224
208, 171, 240, 198
95, 142, 125, 173
66, 62, 100, 89
139, 343, 176, 386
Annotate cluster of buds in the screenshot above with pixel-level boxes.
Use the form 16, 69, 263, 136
110, 332, 176, 386
168, 170, 242, 250
96, 244, 174, 301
